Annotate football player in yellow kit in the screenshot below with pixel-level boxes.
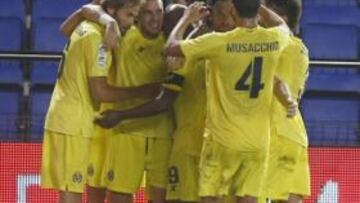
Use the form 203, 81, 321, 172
59, 0, 146, 202
164, 1, 297, 203
40, 0, 156, 203
95, 1, 235, 203
80, 0, 173, 203
259, 0, 311, 202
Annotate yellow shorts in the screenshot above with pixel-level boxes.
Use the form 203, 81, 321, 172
41, 130, 91, 193
264, 135, 310, 200
166, 150, 200, 201
199, 136, 268, 198
87, 126, 109, 188
104, 135, 171, 194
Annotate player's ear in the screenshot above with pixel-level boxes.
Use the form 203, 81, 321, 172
106, 6, 117, 16
281, 15, 288, 25
229, 4, 238, 20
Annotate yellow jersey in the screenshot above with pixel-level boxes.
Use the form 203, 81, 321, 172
111, 26, 174, 138
163, 59, 206, 156
180, 26, 290, 151
272, 36, 309, 147
45, 21, 112, 138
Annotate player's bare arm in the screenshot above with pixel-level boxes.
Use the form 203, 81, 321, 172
95, 88, 179, 128
60, 8, 84, 37
88, 77, 160, 103
165, 2, 209, 57
60, 4, 120, 49
258, 4, 290, 34
273, 76, 297, 118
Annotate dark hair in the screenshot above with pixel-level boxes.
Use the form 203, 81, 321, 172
207, 0, 223, 6
232, 0, 260, 18
163, 4, 192, 38
101, 0, 141, 10
267, 0, 302, 30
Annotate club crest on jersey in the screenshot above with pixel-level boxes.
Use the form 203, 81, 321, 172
72, 171, 83, 184
97, 44, 107, 68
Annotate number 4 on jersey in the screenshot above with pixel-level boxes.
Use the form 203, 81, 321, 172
235, 57, 264, 98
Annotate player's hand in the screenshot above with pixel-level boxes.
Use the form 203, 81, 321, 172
183, 2, 210, 24
166, 57, 185, 71
286, 98, 298, 118
94, 110, 121, 129
103, 21, 121, 50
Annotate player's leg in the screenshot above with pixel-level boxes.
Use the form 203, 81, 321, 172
232, 146, 269, 203
265, 135, 309, 203
108, 192, 133, 203
87, 126, 110, 203
198, 136, 243, 203
201, 196, 221, 203
166, 149, 200, 203
59, 191, 82, 203
286, 194, 303, 203
88, 186, 106, 203
146, 138, 172, 203
104, 134, 146, 203
149, 186, 167, 203
41, 130, 90, 203
285, 145, 310, 203
235, 196, 257, 203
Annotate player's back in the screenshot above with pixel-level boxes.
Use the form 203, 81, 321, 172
111, 25, 174, 138
272, 36, 309, 146
45, 21, 109, 138
181, 26, 290, 151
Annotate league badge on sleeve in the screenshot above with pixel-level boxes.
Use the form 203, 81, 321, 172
97, 44, 108, 68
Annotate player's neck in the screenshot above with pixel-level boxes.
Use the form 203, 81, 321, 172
235, 17, 258, 29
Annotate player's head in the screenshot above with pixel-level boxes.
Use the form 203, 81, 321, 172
207, 0, 235, 32
266, 0, 302, 30
163, 4, 191, 38
170, 0, 197, 6
232, 0, 260, 18
102, 0, 142, 32
137, 0, 164, 38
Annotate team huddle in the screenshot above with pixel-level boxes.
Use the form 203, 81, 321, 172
40, 0, 310, 203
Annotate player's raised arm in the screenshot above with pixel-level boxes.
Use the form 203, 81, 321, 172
165, 2, 209, 57
258, 4, 290, 34
59, 8, 84, 37
60, 4, 121, 49
273, 76, 297, 118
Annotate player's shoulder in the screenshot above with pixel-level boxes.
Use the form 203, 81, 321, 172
261, 26, 288, 37
289, 36, 309, 57
192, 30, 230, 44
123, 25, 138, 38
75, 21, 104, 40
291, 36, 308, 50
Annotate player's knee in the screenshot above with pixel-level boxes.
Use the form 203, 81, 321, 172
149, 185, 167, 203
87, 187, 106, 203
287, 194, 303, 203
236, 196, 257, 203
201, 196, 221, 203
108, 191, 133, 203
